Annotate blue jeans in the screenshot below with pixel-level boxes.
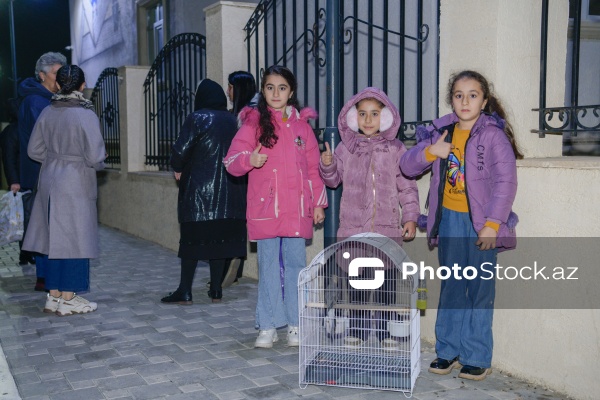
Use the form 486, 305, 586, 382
256, 237, 306, 330
435, 208, 497, 368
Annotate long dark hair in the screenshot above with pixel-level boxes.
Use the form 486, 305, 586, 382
256, 65, 301, 148
447, 70, 523, 159
56, 65, 86, 95
228, 71, 256, 116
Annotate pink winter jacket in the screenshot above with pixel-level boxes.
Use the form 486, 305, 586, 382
224, 106, 328, 241
319, 87, 420, 242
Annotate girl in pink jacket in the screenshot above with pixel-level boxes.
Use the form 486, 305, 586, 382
319, 87, 420, 349
225, 65, 327, 349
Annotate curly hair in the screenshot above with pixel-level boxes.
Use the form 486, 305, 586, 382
56, 65, 86, 95
35, 52, 67, 82
256, 65, 301, 148
447, 70, 523, 159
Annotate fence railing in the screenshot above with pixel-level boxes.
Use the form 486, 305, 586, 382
90, 67, 120, 167
244, 0, 436, 141
143, 33, 206, 170
534, 0, 600, 155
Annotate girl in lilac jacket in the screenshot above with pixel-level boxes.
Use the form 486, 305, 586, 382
319, 87, 420, 240
319, 87, 420, 348
225, 66, 327, 349
400, 70, 521, 381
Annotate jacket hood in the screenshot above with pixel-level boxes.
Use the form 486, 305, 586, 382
238, 105, 317, 127
416, 111, 506, 143
337, 87, 401, 152
194, 79, 228, 111
18, 77, 53, 100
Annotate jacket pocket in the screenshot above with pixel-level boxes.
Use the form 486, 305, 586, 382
248, 178, 277, 220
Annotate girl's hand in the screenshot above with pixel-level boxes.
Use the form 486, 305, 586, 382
174, 172, 182, 181
321, 142, 333, 166
476, 226, 497, 250
428, 130, 453, 159
313, 207, 325, 225
402, 221, 416, 241
250, 144, 268, 168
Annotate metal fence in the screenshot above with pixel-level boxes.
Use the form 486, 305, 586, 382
244, 0, 438, 244
534, 0, 600, 155
143, 32, 207, 170
90, 67, 120, 168
244, 0, 437, 142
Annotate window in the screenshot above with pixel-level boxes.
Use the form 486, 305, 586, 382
147, 4, 164, 63
569, 0, 600, 21
137, 0, 167, 66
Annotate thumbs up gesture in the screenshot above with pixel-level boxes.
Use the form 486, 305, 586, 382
428, 130, 453, 159
321, 142, 333, 166
250, 143, 268, 168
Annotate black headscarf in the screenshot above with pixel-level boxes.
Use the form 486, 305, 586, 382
193, 79, 227, 112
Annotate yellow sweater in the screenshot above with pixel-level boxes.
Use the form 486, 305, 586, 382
425, 126, 499, 232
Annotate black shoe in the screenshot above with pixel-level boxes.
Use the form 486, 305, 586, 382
19, 254, 36, 265
428, 357, 461, 375
208, 289, 222, 303
161, 290, 193, 305
34, 278, 46, 292
458, 365, 492, 381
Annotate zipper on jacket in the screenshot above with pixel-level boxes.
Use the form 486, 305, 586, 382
273, 168, 279, 218
299, 169, 305, 218
371, 159, 376, 232
463, 134, 474, 226
430, 124, 454, 242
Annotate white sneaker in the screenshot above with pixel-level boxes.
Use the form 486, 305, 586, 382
255, 328, 278, 348
43, 294, 61, 313
56, 295, 97, 316
287, 326, 299, 347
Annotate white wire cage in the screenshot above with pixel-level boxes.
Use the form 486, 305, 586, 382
298, 233, 420, 394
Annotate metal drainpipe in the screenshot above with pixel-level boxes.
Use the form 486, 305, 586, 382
9, 0, 18, 98
324, 0, 341, 248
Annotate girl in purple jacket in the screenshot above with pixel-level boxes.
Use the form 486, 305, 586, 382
319, 87, 420, 349
400, 70, 521, 381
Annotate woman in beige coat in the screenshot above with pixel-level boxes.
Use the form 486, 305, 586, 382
23, 65, 106, 316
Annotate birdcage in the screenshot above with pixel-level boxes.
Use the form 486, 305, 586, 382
298, 233, 420, 394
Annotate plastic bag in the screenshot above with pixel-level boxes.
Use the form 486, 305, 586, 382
0, 191, 25, 246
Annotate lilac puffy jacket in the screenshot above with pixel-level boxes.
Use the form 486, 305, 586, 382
319, 87, 420, 243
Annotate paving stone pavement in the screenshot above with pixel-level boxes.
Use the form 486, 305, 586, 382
0, 226, 572, 400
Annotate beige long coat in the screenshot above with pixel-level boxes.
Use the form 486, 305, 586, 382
22, 100, 106, 259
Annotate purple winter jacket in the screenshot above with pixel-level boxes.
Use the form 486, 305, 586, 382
319, 87, 420, 242
400, 112, 518, 251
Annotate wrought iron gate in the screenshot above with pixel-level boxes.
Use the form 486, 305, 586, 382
244, 0, 437, 141
244, 0, 439, 244
534, 0, 600, 155
144, 33, 207, 170
91, 67, 120, 168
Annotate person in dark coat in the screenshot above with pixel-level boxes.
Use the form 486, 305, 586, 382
161, 79, 247, 304
23, 65, 106, 316
1, 98, 21, 196
17, 52, 67, 288
222, 71, 257, 284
